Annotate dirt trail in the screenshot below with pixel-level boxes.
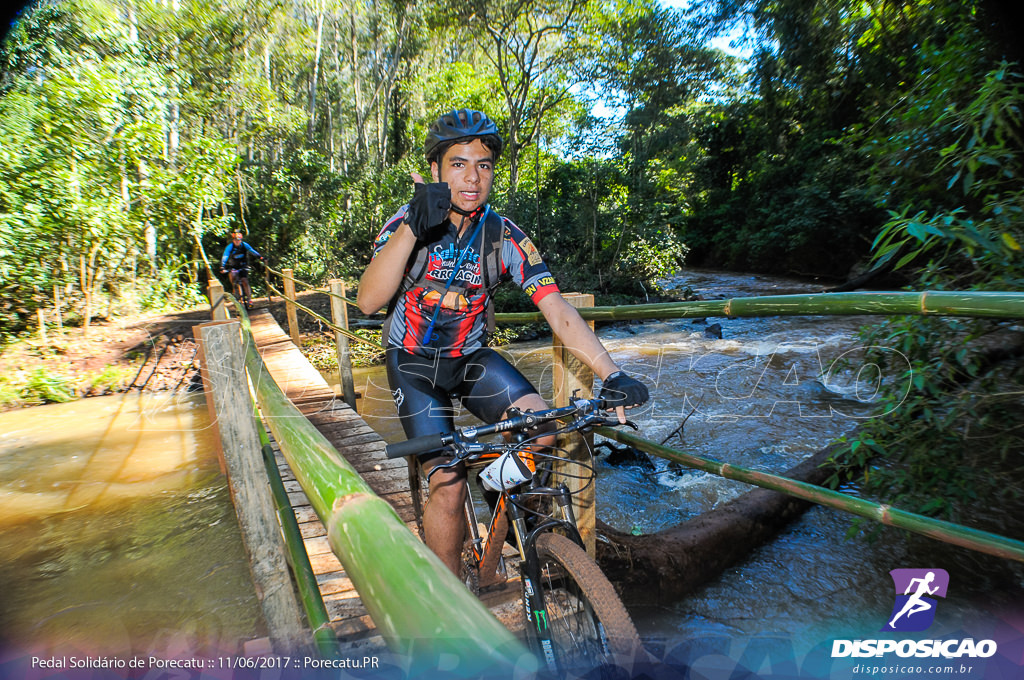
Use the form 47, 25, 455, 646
0, 290, 354, 412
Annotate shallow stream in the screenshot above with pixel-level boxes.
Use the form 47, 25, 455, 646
0, 392, 264, 658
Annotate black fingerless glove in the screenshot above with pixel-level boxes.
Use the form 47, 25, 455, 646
405, 182, 451, 240
599, 371, 649, 408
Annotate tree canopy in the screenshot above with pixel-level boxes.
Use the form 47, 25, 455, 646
1, 0, 1021, 519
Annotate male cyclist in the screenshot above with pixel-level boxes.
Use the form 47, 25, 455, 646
220, 230, 264, 310
357, 109, 649, 575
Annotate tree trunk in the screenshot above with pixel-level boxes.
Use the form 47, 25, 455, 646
79, 247, 100, 338
307, 11, 324, 142
350, 12, 366, 158
596, 443, 839, 604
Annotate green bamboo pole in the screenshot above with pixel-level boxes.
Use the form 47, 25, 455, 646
236, 296, 338, 657
495, 290, 1024, 324
597, 427, 1024, 563
233, 304, 533, 673
252, 420, 340, 658
234, 298, 338, 657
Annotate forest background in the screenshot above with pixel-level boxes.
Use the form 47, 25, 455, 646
0, 0, 1022, 523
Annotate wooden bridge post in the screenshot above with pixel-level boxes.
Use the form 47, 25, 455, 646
552, 292, 596, 555
208, 280, 229, 320
328, 279, 358, 410
196, 320, 309, 654
282, 268, 300, 345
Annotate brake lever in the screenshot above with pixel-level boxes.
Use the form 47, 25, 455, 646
596, 415, 638, 430
423, 442, 469, 481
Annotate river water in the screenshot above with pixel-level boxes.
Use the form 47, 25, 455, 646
0, 392, 264, 659
2, 269, 1021, 675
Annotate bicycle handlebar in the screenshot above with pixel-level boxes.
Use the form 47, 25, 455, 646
384, 397, 616, 460
384, 432, 449, 459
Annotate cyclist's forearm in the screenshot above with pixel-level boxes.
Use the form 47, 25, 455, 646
537, 294, 619, 381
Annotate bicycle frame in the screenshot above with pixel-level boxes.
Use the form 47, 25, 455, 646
464, 469, 586, 590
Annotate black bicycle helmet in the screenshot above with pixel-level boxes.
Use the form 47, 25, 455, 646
424, 109, 503, 163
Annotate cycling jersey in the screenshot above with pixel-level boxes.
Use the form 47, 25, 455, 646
373, 206, 560, 358
221, 240, 262, 272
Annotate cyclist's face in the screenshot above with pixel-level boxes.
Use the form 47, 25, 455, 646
431, 139, 494, 216
232, 233, 242, 243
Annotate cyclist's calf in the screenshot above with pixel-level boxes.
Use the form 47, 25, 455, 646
422, 460, 469, 575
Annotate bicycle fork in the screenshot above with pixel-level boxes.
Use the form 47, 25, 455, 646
518, 483, 581, 670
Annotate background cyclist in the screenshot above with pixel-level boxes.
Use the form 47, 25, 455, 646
220, 229, 264, 310
356, 109, 650, 575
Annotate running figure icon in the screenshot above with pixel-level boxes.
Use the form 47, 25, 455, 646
888, 571, 939, 628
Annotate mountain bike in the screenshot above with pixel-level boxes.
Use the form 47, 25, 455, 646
385, 396, 644, 674
223, 258, 264, 311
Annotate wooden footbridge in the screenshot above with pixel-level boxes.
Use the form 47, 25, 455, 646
202, 306, 523, 659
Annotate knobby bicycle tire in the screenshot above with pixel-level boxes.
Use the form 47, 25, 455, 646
526, 532, 643, 672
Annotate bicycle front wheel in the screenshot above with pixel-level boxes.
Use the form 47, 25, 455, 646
527, 532, 643, 672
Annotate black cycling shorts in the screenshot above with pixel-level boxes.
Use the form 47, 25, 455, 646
385, 347, 538, 461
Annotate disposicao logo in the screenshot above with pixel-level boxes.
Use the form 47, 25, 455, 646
831, 567, 998, 659
883, 568, 949, 632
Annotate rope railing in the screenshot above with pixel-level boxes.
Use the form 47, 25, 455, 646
597, 427, 1024, 563
262, 277, 384, 350
263, 264, 360, 308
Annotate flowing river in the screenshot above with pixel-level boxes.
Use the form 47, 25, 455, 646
2, 269, 1021, 673
0, 392, 264, 659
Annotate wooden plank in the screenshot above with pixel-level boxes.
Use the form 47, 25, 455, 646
199, 321, 308, 654
552, 292, 596, 554
329, 279, 358, 410
282, 268, 300, 345
317, 573, 357, 595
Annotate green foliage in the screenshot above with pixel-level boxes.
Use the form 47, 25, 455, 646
81, 364, 135, 396
828, 62, 1024, 522
0, 361, 135, 408
869, 62, 1023, 280
17, 367, 77, 405
619, 230, 688, 289
301, 330, 385, 370
138, 257, 209, 312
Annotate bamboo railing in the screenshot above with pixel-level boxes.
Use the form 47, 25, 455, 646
597, 428, 1024, 563
494, 290, 1024, 324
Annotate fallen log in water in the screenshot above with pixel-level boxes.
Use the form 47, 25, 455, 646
596, 443, 839, 604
